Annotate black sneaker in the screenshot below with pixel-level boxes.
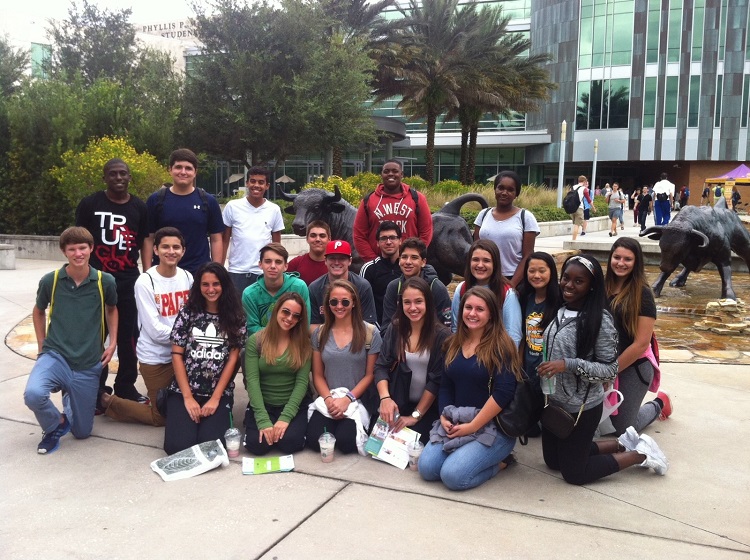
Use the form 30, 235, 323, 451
38, 415, 71, 454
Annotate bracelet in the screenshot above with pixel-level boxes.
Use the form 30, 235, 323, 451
380, 395, 392, 402
324, 395, 333, 401
171, 351, 184, 356
346, 391, 356, 402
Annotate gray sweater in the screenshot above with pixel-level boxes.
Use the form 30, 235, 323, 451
542, 307, 618, 413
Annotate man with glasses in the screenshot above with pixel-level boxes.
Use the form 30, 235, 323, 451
308, 240, 377, 327
222, 166, 285, 294
381, 237, 452, 332
287, 220, 330, 285
359, 221, 402, 325
242, 243, 310, 335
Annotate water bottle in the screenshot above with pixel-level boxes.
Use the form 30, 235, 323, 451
541, 375, 556, 395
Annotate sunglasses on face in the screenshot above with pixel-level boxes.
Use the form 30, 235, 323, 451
328, 298, 351, 308
279, 308, 302, 320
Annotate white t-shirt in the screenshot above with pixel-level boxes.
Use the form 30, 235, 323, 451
135, 267, 193, 364
474, 208, 540, 276
652, 179, 675, 199
222, 198, 284, 274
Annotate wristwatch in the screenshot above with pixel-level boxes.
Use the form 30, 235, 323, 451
411, 409, 422, 420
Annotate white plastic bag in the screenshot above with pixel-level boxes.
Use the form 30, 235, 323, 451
150, 439, 230, 482
598, 389, 624, 435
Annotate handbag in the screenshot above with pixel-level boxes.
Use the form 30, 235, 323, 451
388, 360, 413, 413
540, 383, 591, 440
490, 371, 543, 442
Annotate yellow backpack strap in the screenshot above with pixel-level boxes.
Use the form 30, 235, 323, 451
97, 271, 105, 344
46, 269, 60, 335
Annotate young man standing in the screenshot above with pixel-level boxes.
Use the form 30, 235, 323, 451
100, 227, 193, 426
242, 243, 311, 335
652, 172, 675, 225
287, 220, 330, 285
570, 176, 593, 241
75, 158, 148, 404
24, 227, 118, 454
222, 166, 284, 294
143, 149, 225, 274
308, 240, 377, 326
353, 159, 433, 261
380, 237, 452, 332
359, 220, 402, 325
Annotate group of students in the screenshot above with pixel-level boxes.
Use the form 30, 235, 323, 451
24, 164, 672, 493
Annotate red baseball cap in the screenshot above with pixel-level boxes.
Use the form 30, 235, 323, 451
325, 240, 352, 257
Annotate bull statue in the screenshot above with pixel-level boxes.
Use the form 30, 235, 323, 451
279, 186, 487, 282
639, 197, 750, 300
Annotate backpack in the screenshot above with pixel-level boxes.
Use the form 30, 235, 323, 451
476, 208, 527, 232
715, 186, 722, 198
562, 186, 581, 214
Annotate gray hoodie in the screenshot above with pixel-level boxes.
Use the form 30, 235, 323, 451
542, 307, 618, 413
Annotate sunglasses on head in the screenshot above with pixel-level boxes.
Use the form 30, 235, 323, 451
329, 298, 351, 308
279, 307, 302, 320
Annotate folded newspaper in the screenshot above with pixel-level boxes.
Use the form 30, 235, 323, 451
150, 439, 230, 482
364, 416, 420, 470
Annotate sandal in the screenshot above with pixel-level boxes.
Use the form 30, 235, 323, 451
499, 453, 517, 471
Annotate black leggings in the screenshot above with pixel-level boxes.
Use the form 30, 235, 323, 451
542, 402, 619, 486
163, 393, 232, 455
306, 411, 359, 454
244, 402, 309, 455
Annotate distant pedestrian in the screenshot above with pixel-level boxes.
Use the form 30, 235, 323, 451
652, 172, 675, 226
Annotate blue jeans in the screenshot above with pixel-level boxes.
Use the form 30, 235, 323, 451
418, 431, 516, 491
654, 198, 671, 225
23, 351, 100, 437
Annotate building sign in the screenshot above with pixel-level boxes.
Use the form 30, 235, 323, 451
139, 20, 196, 39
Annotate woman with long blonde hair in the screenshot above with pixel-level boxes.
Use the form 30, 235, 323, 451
244, 293, 312, 455
419, 286, 521, 491
305, 279, 381, 454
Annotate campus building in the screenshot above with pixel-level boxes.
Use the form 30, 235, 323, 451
5, 1, 749, 196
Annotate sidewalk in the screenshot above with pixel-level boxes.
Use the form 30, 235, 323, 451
1, 252, 749, 559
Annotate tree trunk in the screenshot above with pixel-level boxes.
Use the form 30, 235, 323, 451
459, 121, 469, 185
425, 109, 437, 184
332, 145, 343, 177
467, 120, 479, 185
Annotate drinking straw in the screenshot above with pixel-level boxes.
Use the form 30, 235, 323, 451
542, 340, 547, 362
229, 410, 234, 429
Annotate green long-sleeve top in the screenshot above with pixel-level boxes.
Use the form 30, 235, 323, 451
245, 333, 311, 430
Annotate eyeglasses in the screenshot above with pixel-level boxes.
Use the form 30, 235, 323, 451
378, 235, 399, 242
328, 298, 351, 308
279, 308, 302, 321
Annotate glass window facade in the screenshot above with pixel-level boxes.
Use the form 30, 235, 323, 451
741, 75, 749, 128
646, 0, 660, 64
688, 75, 701, 127
577, 78, 630, 130
715, 75, 723, 128
718, 0, 728, 62
579, 0, 634, 69
30, 43, 50, 79
692, 0, 705, 62
664, 76, 678, 127
667, 0, 682, 63
643, 76, 657, 128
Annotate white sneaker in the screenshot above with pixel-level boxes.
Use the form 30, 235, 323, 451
636, 434, 669, 475
617, 426, 640, 452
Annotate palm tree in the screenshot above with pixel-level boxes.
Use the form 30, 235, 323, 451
445, 5, 553, 184
372, 0, 491, 183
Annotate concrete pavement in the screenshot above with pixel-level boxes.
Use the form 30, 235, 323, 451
1, 240, 749, 559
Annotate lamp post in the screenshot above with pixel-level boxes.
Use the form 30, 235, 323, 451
591, 138, 599, 195
556, 120, 567, 208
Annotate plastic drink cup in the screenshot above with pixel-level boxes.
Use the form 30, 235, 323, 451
406, 440, 424, 471
224, 427, 241, 458
541, 375, 556, 395
318, 432, 336, 463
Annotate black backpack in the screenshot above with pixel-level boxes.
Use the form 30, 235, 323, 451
562, 186, 581, 214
